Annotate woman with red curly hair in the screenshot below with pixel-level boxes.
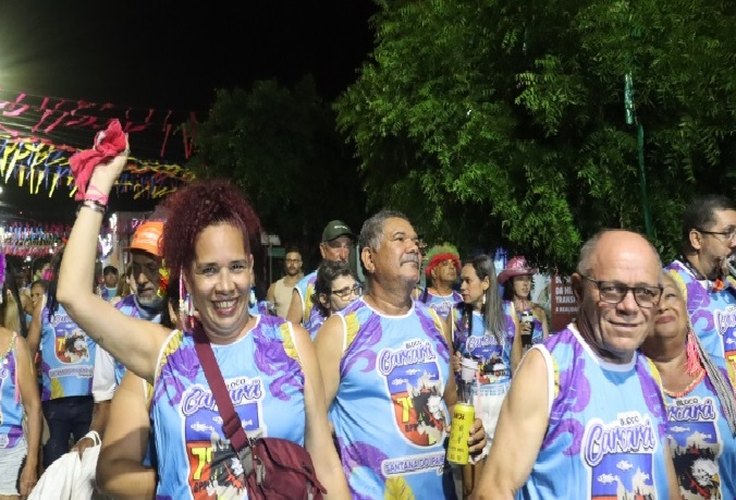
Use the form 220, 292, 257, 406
56, 148, 349, 499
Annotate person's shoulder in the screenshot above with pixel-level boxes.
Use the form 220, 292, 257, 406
296, 270, 317, 288
114, 293, 135, 310
0, 326, 14, 341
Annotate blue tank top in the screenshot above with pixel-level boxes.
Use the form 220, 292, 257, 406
113, 295, 161, 385
331, 298, 455, 499
520, 325, 671, 499
422, 290, 462, 323
151, 314, 306, 499
666, 260, 736, 364
39, 304, 97, 401
454, 302, 516, 392
663, 357, 736, 500
0, 333, 23, 449
295, 270, 321, 332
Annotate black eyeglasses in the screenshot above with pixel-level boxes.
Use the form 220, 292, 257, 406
581, 275, 662, 308
331, 283, 363, 300
696, 227, 736, 242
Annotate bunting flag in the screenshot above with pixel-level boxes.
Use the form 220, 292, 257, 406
0, 89, 198, 200
0, 136, 194, 199
0, 222, 71, 257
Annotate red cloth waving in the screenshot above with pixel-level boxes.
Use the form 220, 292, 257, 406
68, 119, 127, 201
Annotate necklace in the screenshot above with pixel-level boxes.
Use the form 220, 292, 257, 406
663, 366, 705, 398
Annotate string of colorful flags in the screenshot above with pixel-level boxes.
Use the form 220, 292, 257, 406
0, 136, 195, 199
0, 89, 198, 200
0, 222, 70, 257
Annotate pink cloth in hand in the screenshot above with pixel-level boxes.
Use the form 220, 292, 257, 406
68, 119, 127, 201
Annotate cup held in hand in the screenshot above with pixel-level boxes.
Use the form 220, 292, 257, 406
460, 357, 478, 383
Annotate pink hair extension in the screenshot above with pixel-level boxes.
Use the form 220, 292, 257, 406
685, 330, 701, 377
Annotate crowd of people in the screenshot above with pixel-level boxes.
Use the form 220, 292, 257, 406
0, 138, 734, 499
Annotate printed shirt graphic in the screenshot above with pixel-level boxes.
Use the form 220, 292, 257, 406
151, 314, 306, 500
295, 270, 322, 334
331, 298, 453, 500
39, 305, 97, 401
454, 301, 516, 391
663, 357, 736, 500
666, 260, 736, 365
422, 289, 462, 323
0, 334, 24, 449
520, 325, 671, 500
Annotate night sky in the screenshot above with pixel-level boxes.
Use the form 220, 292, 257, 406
0, 0, 377, 220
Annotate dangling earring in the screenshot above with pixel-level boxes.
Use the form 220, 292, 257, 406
178, 269, 195, 331
482, 293, 487, 306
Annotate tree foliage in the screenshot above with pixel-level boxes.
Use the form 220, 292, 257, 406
188, 76, 366, 264
336, 0, 736, 271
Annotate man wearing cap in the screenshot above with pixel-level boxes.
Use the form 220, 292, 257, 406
664, 195, 736, 365
498, 256, 549, 347
73, 220, 165, 456
419, 243, 462, 323
286, 219, 355, 335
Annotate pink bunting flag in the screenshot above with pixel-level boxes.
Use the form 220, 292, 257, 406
68, 119, 127, 201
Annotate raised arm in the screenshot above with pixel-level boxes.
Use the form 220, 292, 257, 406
26, 294, 44, 356
473, 348, 550, 499
56, 150, 166, 382
534, 304, 549, 340
293, 323, 349, 499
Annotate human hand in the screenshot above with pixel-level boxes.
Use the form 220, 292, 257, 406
32, 293, 46, 316
18, 461, 37, 497
452, 352, 462, 374
468, 418, 487, 456
87, 135, 130, 196
71, 435, 97, 458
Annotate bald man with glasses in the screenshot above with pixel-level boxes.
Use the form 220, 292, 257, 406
474, 229, 678, 499
665, 194, 736, 363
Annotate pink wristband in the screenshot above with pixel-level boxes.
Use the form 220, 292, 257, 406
85, 184, 109, 206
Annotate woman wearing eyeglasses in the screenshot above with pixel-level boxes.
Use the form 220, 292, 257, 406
640, 271, 736, 500
309, 260, 362, 338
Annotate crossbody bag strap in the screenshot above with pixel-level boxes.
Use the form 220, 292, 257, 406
192, 325, 249, 453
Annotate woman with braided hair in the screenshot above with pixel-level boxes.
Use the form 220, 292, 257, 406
640, 272, 736, 499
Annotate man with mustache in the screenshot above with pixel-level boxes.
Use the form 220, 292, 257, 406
665, 195, 736, 363
474, 229, 678, 498
316, 210, 486, 498
73, 220, 165, 456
